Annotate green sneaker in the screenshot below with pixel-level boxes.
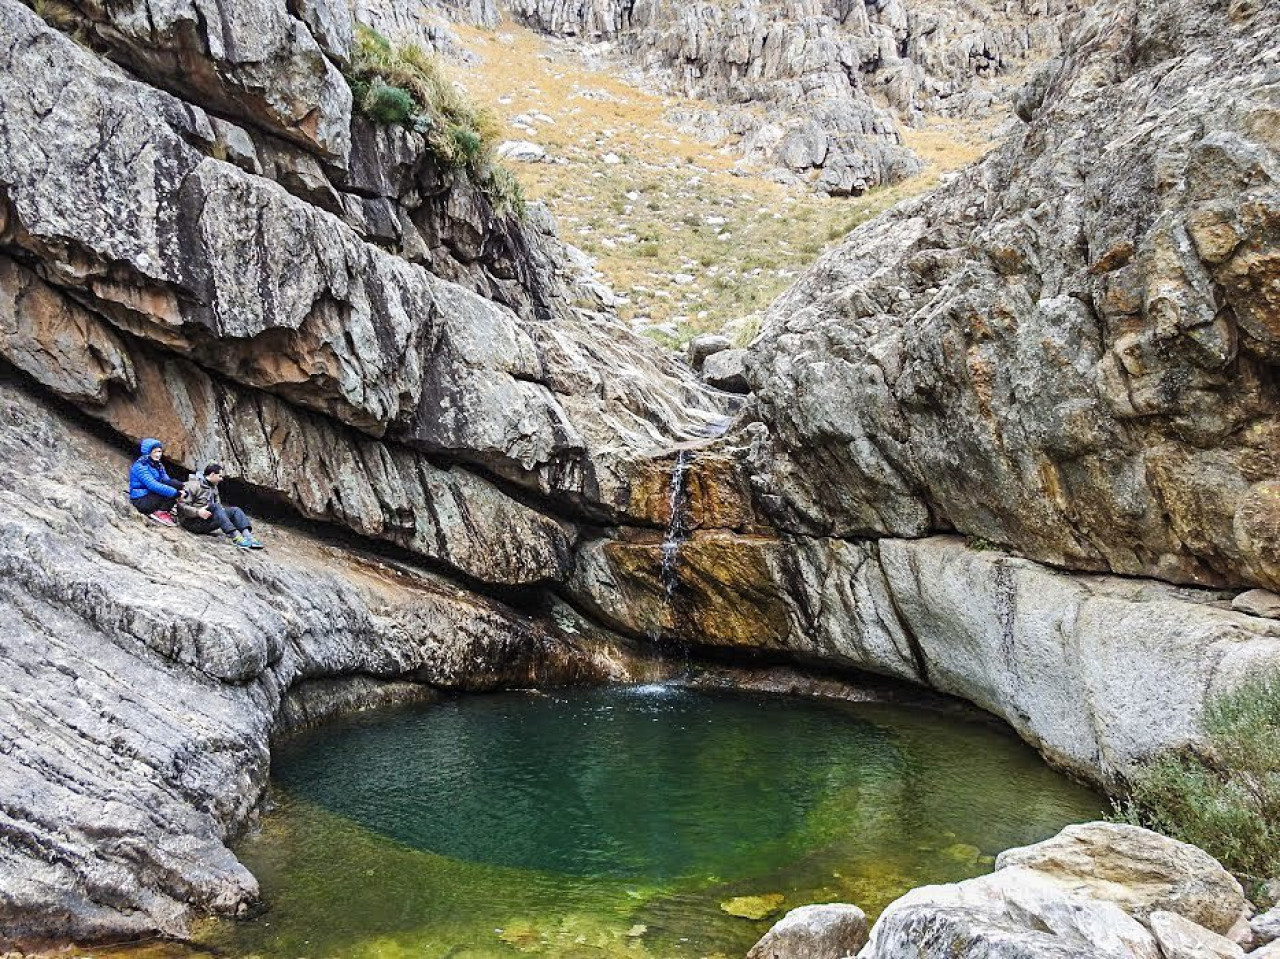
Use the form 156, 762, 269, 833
231, 532, 253, 550
247, 534, 265, 550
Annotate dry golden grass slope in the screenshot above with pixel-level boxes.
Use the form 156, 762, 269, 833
451, 22, 996, 346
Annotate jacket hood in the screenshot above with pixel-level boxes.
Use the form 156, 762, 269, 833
139, 438, 163, 458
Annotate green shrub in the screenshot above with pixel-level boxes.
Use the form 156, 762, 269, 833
1114, 672, 1280, 887
361, 78, 416, 126
345, 25, 523, 218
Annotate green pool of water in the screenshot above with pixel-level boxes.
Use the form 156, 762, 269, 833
196, 685, 1102, 959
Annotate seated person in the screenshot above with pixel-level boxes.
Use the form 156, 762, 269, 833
175, 463, 264, 550
128, 438, 184, 527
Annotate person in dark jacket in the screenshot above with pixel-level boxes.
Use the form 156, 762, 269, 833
175, 463, 264, 549
128, 438, 184, 527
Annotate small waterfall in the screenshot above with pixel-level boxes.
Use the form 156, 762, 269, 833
659, 449, 694, 602
648, 448, 696, 679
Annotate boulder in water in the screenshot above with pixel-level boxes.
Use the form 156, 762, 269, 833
747, 903, 869, 959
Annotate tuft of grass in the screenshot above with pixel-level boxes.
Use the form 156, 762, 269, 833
345, 25, 524, 218
1113, 672, 1280, 891
361, 77, 416, 126
965, 535, 1002, 552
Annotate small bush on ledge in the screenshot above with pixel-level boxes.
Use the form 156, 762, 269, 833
1114, 672, 1280, 892
346, 25, 525, 219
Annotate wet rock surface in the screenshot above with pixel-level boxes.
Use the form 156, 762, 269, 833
747, 902, 869, 959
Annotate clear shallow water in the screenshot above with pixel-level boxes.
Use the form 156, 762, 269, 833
195, 686, 1102, 959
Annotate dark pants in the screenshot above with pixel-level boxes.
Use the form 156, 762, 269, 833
132, 491, 177, 515
184, 504, 252, 536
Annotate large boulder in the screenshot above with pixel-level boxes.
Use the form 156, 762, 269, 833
860, 824, 1248, 959
747, 0, 1280, 592
994, 824, 1249, 936
859, 866, 1161, 959
748, 903, 870, 959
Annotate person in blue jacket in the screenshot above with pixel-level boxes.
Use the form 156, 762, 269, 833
128, 438, 185, 527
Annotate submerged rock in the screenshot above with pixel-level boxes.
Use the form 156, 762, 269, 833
702, 348, 751, 394
748, 903, 869, 959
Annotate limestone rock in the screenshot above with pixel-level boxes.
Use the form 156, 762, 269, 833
1251, 907, 1280, 947
572, 526, 1280, 784
1151, 911, 1246, 959
497, 139, 549, 161
746, 0, 1280, 592
747, 903, 869, 959
687, 333, 733, 371
702, 348, 751, 393
0, 0, 731, 529
0, 259, 574, 587
860, 864, 1162, 959
995, 824, 1248, 936
1233, 591, 1280, 620
57, 0, 353, 161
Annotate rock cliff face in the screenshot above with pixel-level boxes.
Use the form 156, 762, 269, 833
0, 0, 723, 943
746, 0, 1280, 592
0, 375, 659, 945
508, 0, 1082, 193
2, 0, 1279, 948
569, 0, 1280, 784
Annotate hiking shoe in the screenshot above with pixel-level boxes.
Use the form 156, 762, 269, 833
247, 535, 265, 550
148, 510, 177, 528
231, 532, 253, 550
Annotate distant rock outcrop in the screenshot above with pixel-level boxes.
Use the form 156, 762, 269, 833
508, 0, 1082, 192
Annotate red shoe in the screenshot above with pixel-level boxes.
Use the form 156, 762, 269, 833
148, 510, 177, 527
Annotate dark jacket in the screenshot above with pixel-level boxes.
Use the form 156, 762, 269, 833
175, 476, 221, 529
128, 439, 182, 500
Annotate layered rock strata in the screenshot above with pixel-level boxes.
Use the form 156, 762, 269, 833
0, 375, 661, 946
510, 0, 1081, 192
573, 521, 1280, 786
0, 0, 730, 544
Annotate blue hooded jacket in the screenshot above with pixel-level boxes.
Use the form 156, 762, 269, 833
128, 438, 181, 500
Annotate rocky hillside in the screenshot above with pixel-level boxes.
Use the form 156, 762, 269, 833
509, 0, 1082, 193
